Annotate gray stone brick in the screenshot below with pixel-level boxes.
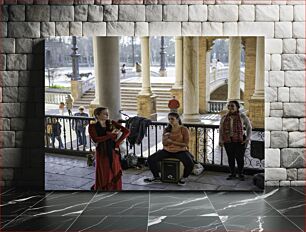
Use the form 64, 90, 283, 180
104, 5, 118, 21
1, 118, 10, 131
275, 22, 292, 39
290, 181, 306, 186
265, 87, 277, 102
270, 54, 281, 71
293, 5, 305, 21
283, 39, 296, 54
189, 5, 207, 21
18, 87, 33, 102
7, 54, 27, 71
0, 5, 9, 22
0, 54, 6, 71
280, 5, 293, 22
223, 22, 238, 36
49, 0, 74, 4
106, 22, 134, 36
208, 5, 238, 22
285, 71, 305, 87
55, 22, 69, 36
135, 22, 148, 36
159, 0, 181, 3
265, 54, 270, 70
282, 54, 305, 71
70, 22, 82, 36
83, 22, 106, 36
163, 5, 188, 22
146, 5, 162, 22
284, 103, 305, 117
270, 110, 283, 117
238, 22, 274, 38
296, 39, 305, 54
95, 0, 112, 4
283, 118, 299, 131
293, 22, 304, 38
0, 87, 2, 102
50, 6, 74, 21
265, 102, 270, 117
255, 5, 279, 21
287, 169, 297, 180
3, 103, 20, 117
26, 5, 50, 21
265, 148, 280, 168
41, 22, 55, 37
119, 5, 145, 22
15, 39, 32, 54
299, 118, 305, 131
265, 181, 280, 187
0, 38, 15, 53
113, 0, 143, 3
279, 181, 290, 187
9, 5, 25, 21
88, 5, 103, 22
289, 132, 305, 147
75, 5, 88, 21
266, 117, 282, 131
33, 0, 49, 3
182, 0, 203, 3
182, 22, 201, 36
265, 39, 282, 54
297, 169, 305, 180
0, 71, 18, 86
265, 168, 287, 181
202, 22, 222, 36
270, 102, 282, 110
11, 118, 26, 130
238, 5, 255, 22
27, 53, 44, 71
270, 131, 288, 148
2, 148, 24, 168
8, 22, 40, 38
144, 0, 158, 3
149, 22, 181, 36
265, 131, 270, 148
278, 87, 289, 102
290, 87, 304, 102
269, 71, 284, 87
2, 87, 18, 102
281, 148, 305, 168
1, 22, 7, 37
75, 0, 94, 3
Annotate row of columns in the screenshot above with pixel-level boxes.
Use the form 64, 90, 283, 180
88, 36, 264, 128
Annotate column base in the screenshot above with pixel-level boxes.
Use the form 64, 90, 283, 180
71, 80, 82, 101
182, 114, 201, 123
248, 99, 264, 129
159, 69, 167, 77
137, 94, 157, 121
170, 87, 183, 115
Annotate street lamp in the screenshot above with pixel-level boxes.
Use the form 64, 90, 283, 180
71, 36, 81, 81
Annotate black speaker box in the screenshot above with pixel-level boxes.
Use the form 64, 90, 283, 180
161, 158, 183, 183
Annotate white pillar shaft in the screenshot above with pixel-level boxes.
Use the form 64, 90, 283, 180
206, 51, 211, 103
140, 37, 152, 95
252, 37, 265, 99
183, 37, 200, 122
93, 37, 121, 120
93, 37, 100, 103
174, 36, 183, 88
228, 37, 241, 101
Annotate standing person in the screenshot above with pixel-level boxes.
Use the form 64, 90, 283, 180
51, 118, 64, 149
144, 112, 194, 186
65, 94, 74, 116
59, 102, 65, 115
73, 106, 89, 147
168, 96, 180, 113
219, 100, 252, 181
89, 107, 130, 191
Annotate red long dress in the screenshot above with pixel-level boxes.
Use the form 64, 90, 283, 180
89, 120, 130, 191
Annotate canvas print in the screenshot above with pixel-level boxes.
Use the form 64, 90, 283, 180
44, 36, 265, 191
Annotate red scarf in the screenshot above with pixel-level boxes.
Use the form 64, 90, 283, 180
222, 112, 243, 143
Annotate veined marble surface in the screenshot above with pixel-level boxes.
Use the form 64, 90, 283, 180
1, 187, 304, 231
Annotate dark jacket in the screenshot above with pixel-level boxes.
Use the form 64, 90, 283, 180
126, 116, 151, 148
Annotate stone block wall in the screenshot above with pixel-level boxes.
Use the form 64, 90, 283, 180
0, 0, 305, 187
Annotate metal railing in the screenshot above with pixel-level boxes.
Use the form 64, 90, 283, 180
45, 115, 264, 172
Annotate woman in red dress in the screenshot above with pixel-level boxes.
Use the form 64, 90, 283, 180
89, 107, 130, 191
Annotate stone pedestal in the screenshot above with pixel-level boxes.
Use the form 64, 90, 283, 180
137, 95, 157, 121
71, 80, 82, 101
170, 87, 183, 114
248, 99, 264, 128
159, 69, 167, 77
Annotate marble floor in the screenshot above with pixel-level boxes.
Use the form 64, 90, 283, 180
1, 187, 305, 231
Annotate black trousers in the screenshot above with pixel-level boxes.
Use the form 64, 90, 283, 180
224, 142, 246, 176
147, 149, 194, 178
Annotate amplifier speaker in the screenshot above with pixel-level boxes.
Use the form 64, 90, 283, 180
161, 158, 184, 183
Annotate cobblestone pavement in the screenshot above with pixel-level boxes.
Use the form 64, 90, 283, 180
45, 153, 262, 191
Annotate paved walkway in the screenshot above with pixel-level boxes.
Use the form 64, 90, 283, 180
45, 153, 261, 191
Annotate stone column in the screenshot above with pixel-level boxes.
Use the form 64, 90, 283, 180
182, 37, 200, 122
199, 37, 210, 114
159, 36, 167, 77
171, 36, 183, 114
137, 37, 157, 120
243, 37, 257, 112
89, 37, 121, 120
249, 37, 265, 128
70, 36, 82, 101
228, 37, 241, 101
